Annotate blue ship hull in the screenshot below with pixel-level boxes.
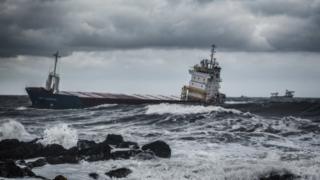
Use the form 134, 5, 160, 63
25, 87, 189, 109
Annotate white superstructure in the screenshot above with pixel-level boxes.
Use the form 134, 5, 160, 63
181, 45, 225, 104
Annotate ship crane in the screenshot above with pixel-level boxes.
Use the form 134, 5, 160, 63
45, 51, 60, 93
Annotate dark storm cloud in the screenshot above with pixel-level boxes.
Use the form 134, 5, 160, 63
0, 0, 320, 57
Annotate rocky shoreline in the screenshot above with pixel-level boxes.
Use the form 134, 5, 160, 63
0, 134, 299, 180
0, 134, 171, 179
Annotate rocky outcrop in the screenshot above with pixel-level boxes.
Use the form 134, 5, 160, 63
54, 175, 68, 180
0, 160, 35, 178
105, 167, 132, 178
259, 170, 298, 180
0, 134, 172, 179
142, 140, 171, 158
88, 172, 99, 179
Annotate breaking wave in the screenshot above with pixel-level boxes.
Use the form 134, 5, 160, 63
39, 123, 78, 149
145, 103, 242, 115
0, 120, 36, 141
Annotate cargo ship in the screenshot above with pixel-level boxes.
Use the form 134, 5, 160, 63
270, 90, 295, 102
26, 45, 225, 109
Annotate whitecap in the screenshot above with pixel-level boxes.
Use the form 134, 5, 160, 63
15, 106, 28, 110
0, 120, 37, 141
145, 103, 241, 115
38, 123, 78, 149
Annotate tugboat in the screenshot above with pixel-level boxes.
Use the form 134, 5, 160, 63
26, 45, 225, 109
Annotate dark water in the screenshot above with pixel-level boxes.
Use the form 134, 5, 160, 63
0, 96, 320, 179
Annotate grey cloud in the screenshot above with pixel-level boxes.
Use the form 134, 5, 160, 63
0, 0, 320, 57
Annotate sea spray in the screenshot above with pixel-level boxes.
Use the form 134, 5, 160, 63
0, 120, 36, 141
145, 103, 241, 115
39, 123, 78, 149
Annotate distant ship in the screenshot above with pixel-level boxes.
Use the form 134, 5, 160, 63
270, 90, 295, 102
26, 45, 225, 109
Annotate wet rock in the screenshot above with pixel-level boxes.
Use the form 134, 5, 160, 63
142, 140, 171, 158
118, 141, 139, 149
0, 139, 21, 151
78, 143, 111, 161
104, 134, 124, 146
134, 151, 156, 160
88, 172, 99, 179
0, 139, 67, 160
46, 155, 79, 165
105, 167, 132, 178
40, 144, 67, 157
0, 160, 35, 178
111, 149, 142, 160
259, 170, 297, 180
0, 140, 43, 160
54, 175, 68, 180
27, 158, 47, 168
77, 140, 97, 150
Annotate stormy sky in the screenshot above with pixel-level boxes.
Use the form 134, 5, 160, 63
1, 0, 320, 97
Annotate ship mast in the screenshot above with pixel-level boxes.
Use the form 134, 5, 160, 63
45, 51, 61, 93
210, 44, 216, 65
53, 51, 60, 76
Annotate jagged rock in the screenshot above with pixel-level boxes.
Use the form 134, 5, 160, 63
77, 140, 97, 150
259, 170, 297, 180
40, 144, 67, 157
0, 139, 21, 151
54, 175, 68, 180
0, 139, 67, 160
46, 155, 79, 165
105, 167, 132, 178
0, 160, 35, 178
27, 158, 47, 168
104, 134, 124, 146
111, 149, 142, 160
88, 172, 99, 179
134, 151, 156, 160
118, 141, 139, 149
78, 143, 111, 161
141, 140, 171, 158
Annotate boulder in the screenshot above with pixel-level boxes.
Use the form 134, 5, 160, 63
134, 151, 156, 160
46, 155, 79, 165
40, 144, 67, 157
77, 140, 97, 150
259, 170, 297, 180
111, 149, 142, 160
105, 167, 132, 178
141, 140, 171, 158
104, 134, 123, 146
0, 160, 35, 178
78, 143, 111, 161
54, 175, 68, 180
0, 139, 67, 160
118, 141, 139, 149
88, 172, 99, 179
27, 158, 47, 168
0, 139, 21, 151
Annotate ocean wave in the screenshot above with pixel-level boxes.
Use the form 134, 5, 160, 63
38, 123, 78, 149
145, 103, 242, 115
86, 103, 118, 110
0, 120, 37, 141
15, 106, 28, 110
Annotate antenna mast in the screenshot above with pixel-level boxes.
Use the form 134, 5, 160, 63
210, 44, 216, 64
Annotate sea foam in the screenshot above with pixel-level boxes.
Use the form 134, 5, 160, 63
145, 103, 241, 115
39, 123, 78, 149
0, 120, 36, 141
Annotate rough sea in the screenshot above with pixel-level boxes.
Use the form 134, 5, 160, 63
0, 96, 320, 180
